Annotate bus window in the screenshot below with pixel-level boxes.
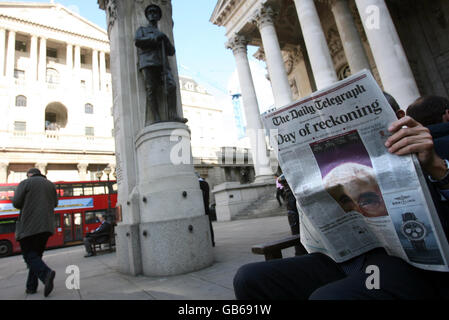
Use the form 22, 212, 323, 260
112, 182, 118, 193
85, 211, 106, 224
59, 185, 73, 197
84, 183, 94, 196
72, 184, 84, 196
54, 213, 61, 228
0, 218, 17, 235
0, 186, 16, 200
93, 184, 105, 195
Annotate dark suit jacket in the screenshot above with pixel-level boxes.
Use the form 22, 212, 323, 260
88, 221, 112, 243
199, 179, 210, 215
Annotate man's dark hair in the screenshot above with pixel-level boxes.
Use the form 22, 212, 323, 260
145, 4, 162, 19
383, 92, 401, 114
406, 95, 449, 126
27, 168, 42, 177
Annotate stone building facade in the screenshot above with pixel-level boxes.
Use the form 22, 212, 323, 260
0, 2, 115, 183
210, 0, 449, 124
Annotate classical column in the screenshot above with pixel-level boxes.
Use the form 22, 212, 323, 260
99, 51, 107, 91
35, 162, 47, 176
252, 5, 292, 108
293, 0, 338, 89
77, 162, 88, 181
226, 34, 274, 181
74, 45, 81, 85
92, 49, 99, 92
38, 37, 47, 82
0, 28, 5, 77
29, 35, 38, 82
0, 162, 8, 183
329, 0, 370, 73
6, 30, 16, 78
66, 43, 73, 82
355, 0, 419, 108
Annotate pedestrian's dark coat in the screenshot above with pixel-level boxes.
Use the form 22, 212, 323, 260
12, 174, 58, 240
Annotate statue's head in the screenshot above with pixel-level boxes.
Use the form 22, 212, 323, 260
145, 4, 162, 22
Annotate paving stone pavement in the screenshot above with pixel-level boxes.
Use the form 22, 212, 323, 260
0, 215, 295, 300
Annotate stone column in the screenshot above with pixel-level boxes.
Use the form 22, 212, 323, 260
92, 49, 99, 92
98, 0, 213, 277
28, 35, 38, 82
77, 162, 88, 181
0, 28, 6, 77
38, 37, 47, 82
99, 51, 107, 91
329, 0, 370, 73
74, 45, 81, 85
0, 162, 8, 183
66, 43, 73, 82
226, 34, 274, 181
35, 162, 47, 176
293, 0, 338, 89
355, 0, 419, 108
252, 5, 292, 108
6, 30, 16, 78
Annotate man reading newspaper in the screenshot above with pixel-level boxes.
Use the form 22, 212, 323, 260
234, 70, 449, 299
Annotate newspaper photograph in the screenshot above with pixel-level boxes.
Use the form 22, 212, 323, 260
262, 70, 449, 271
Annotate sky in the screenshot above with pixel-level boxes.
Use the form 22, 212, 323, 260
3, 0, 274, 118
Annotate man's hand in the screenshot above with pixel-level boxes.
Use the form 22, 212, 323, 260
385, 116, 447, 180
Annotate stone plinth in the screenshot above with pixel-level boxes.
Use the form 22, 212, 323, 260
134, 122, 213, 276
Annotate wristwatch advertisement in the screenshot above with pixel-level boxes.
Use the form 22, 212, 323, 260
401, 212, 427, 251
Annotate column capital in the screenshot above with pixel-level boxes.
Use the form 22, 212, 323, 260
77, 162, 89, 171
225, 34, 249, 54
0, 161, 9, 169
251, 4, 278, 30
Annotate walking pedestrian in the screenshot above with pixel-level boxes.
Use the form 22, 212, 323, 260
12, 168, 58, 297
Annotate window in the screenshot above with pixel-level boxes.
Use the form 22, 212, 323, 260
85, 103, 93, 114
14, 121, 26, 132
15, 40, 27, 52
15, 95, 27, 107
85, 211, 106, 225
85, 127, 94, 137
46, 68, 59, 84
47, 47, 57, 58
14, 69, 25, 80
0, 218, 17, 235
54, 214, 61, 228
80, 54, 86, 64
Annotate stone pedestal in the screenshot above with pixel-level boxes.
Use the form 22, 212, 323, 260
98, 0, 213, 277
133, 122, 213, 276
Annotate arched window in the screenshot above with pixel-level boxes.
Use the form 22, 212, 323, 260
15, 95, 27, 107
85, 103, 93, 114
46, 68, 59, 84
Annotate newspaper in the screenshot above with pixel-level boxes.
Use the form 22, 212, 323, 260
262, 70, 449, 272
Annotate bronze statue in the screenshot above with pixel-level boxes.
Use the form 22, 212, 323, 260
135, 4, 186, 125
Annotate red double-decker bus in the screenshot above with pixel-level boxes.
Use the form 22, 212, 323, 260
0, 180, 117, 257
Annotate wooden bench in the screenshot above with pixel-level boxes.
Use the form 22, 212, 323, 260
91, 224, 116, 255
252, 234, 307, 260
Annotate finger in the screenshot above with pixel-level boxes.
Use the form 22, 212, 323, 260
388, 138, 434, 156
385, 126, 430, 148
387, 116, 421, 133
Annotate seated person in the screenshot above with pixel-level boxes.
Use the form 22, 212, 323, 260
233, 95, 449, 300
83, 214, 112, 258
